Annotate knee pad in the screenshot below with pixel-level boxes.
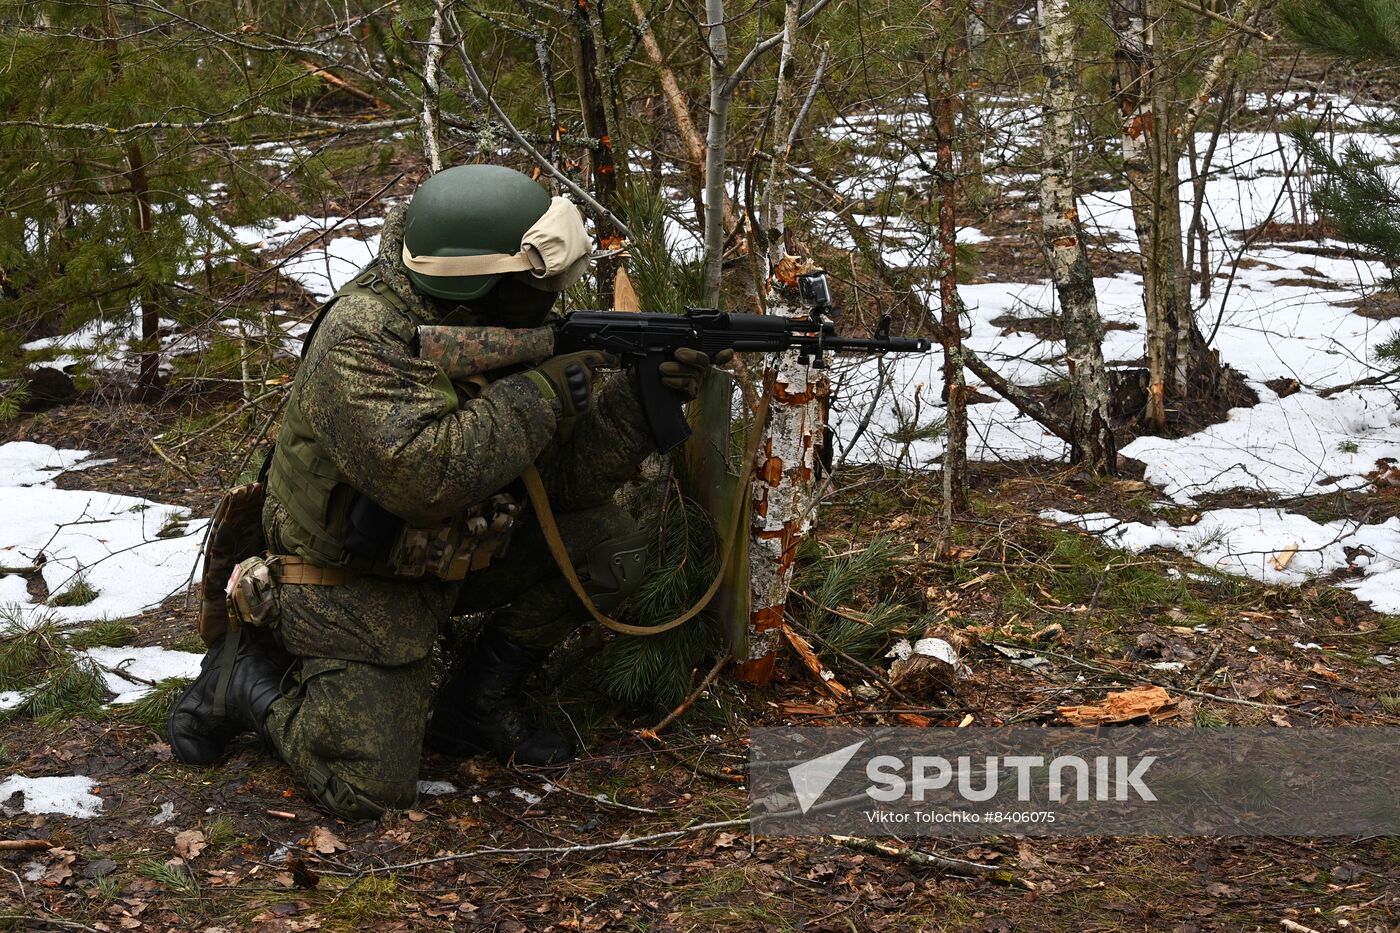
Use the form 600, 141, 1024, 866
581, 529, 650, 613
303, 762, 414, 821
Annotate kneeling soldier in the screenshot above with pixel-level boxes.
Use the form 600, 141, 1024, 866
168, 164, 728, 820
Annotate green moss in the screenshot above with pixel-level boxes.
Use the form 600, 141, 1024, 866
321, 875, 413, 929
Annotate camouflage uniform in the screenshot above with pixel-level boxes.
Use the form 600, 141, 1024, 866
259, 207, 653, 819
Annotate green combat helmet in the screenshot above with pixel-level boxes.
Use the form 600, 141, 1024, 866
401, 164, 591, 301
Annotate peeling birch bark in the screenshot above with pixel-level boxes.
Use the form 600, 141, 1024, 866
738, 0, 827, 683
741, 293, 826, 683
1039, 0, 1117, 473
700, 0, 730, 306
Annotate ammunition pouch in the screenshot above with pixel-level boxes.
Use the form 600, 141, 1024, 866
388, 493, 520, 580
227, 555, 279, 628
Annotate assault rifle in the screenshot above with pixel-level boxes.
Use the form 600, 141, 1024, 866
416, 271, 931, 453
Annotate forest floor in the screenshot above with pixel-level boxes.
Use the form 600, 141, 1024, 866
2, 394, 1398, 933
4, 84, 1400, 931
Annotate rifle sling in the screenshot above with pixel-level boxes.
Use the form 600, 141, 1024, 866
522, 390, 769, 637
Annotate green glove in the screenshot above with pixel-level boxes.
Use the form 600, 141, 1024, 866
525, 350, 611, 416
659, 348, 735, 402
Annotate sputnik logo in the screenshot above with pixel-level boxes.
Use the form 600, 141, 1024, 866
787, 740, 867, 814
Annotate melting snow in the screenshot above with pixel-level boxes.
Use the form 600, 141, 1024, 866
0, 479, 207, 626
0, 442, 111, 488
1041, 508, 1400, 613
0, 774, 103, 818
84, 646, 203, 704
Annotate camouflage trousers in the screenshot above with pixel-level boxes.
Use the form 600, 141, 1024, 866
262, 502, 635, 820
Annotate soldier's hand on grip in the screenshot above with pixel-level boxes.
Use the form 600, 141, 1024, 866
528, 350, 610, 416
659, 348, 734, 402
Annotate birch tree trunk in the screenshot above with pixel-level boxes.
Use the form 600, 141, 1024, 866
1039, 0, 1117, 473
420, 0, 444, 174
1113, 0, 1232, 426
739, 0, 827, 684
927, 16, 966, 517
701, 0, 730, 307
1112, 0, 1168, 423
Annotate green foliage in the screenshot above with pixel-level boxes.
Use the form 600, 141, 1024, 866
49, 573, 99, 608
0, 382, 29, 421
792, 537, 913, 661
203, 815, 239, 851
618, 181, 705, 311
0, 610, 109, 723
594, 494, 722, 711
135, 859, 199, 898
0, 1, 317, 369
1282, 0, 1400, 62
120, 678, 193, 738
1292, 130, 1400, 286
65, 620, 136, 650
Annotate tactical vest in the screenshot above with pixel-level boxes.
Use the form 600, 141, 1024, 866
266, 267, 518, 580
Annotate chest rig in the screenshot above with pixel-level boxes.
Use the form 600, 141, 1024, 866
266, 264, 523, 582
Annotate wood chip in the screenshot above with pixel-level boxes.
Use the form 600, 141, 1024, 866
780, 624, 850, 700
1270, 543, 1300, 571
1057, 685, 1180, 725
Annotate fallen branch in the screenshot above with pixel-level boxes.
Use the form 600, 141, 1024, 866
0, 839, 53, 851
299, 60, 387, 108
826, 835, 1033, 889
781, 625, 852, 700
640, 653, 732, 739
784, 613, 917, 705
352, 816, 753, 874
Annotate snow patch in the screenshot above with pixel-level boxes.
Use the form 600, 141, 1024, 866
0, 442, 100, 487
1122, 388, 1400, 503
0, 774, 103, 818
83, 646, 203, 704
1041, 507, 1400, 612
0, 459, 207, 626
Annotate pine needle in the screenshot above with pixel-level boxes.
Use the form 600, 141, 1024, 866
596, 492, 722, 711
121, 677, 193, 737
793, 536, 913, 662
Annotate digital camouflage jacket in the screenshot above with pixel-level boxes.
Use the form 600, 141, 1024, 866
263, 206, 655, 578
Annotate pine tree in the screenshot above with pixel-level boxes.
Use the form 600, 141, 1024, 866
0, 1, 310, 389
1284, 0, 1400, 366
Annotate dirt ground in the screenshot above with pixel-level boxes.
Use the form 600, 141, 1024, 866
2, 395, 1399, 932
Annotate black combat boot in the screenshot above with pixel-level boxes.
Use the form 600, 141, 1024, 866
168, 633, 286, 766
424, 627, 575, 767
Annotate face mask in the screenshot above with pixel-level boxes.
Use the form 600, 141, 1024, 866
472, 274, 560, 327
